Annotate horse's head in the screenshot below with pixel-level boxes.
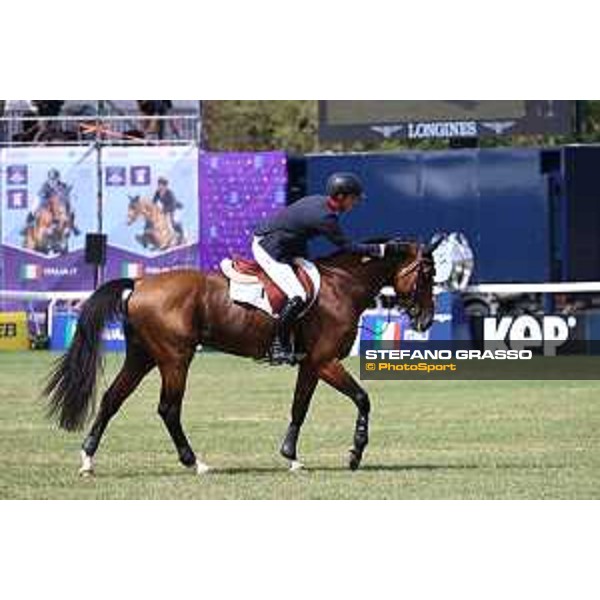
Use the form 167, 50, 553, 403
389, 236, 444, 333
47, 192, 61, 211
127, 195, 141, 224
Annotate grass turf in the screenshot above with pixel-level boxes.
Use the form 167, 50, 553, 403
0, 351, 598, 499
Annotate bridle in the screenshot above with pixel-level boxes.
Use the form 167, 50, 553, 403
356, 243, 436, 338
396, 246, 435, 319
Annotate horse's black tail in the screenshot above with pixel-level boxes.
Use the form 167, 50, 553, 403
45, 278, 135, 431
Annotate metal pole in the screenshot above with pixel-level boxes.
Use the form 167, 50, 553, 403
197, 100, 203, 148
95, 101, 104, 289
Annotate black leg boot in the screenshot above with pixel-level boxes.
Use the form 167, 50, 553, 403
270, 296, 305, 366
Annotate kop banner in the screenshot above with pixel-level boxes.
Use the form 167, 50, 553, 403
199, 152, 287, 271
102, 145, 199, 280
0, 146, 97, 291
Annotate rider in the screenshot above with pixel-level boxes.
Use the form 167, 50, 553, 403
33, 168, 80, 244
253, 172, 386, 365
39, 168, 70, 206
153, 176, 184, 240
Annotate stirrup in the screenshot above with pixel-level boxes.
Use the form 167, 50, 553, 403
269, 339, 296, 366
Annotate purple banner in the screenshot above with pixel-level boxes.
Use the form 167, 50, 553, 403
199, 152, 287, 271
0, 246, 95, 291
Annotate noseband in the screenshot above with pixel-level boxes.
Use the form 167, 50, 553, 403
396, 247, 433, 315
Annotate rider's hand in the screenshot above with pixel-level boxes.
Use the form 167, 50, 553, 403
384, 241, 405, 258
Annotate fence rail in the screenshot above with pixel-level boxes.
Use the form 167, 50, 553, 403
3, 283, 600, 341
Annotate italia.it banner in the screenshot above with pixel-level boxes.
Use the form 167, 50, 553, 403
0, 146, 97, 291
102, 145, 199, 280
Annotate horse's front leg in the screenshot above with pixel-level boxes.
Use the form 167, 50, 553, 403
318, 359, 370, 471
281, 361, 318, 471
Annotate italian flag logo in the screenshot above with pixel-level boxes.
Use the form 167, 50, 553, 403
121, 262, 144, 278
375, 320, 401, 342
20, 264, 43, 281
361, 316, 402, 342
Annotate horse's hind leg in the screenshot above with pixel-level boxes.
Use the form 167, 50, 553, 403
157, 358, 210, 474
318, 360, 371, 471
80, 342, 155, 476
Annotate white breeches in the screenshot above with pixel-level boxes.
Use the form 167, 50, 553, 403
252, 236, 307, 302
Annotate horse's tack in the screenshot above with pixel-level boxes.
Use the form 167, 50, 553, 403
396, 248, 424, 279
220, 257, 321, 317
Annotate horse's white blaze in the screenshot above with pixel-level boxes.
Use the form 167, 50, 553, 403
79, 450, 95, 476
289, 460, 304, 472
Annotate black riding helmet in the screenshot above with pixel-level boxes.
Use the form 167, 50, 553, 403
326, 172, 364, 200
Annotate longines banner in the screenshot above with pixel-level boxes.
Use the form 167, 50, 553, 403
0, 146, 97, 291
102, 145, 200, 280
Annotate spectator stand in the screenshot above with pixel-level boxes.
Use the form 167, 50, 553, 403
0, 100, 202, 146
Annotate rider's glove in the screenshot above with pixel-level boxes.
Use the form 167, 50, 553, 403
383, 241, 405, 258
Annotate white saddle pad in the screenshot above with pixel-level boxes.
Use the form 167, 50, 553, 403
220, 258, 321, 317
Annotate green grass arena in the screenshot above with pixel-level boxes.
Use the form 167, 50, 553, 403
0, 351, 598, 499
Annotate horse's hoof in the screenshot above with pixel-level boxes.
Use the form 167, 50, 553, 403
79, 467, 95, 478
289, 460, 305, 472
196, 462, 212, 475
348, 449, 363, 471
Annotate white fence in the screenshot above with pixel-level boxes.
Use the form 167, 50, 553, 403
3, 281, 600, 345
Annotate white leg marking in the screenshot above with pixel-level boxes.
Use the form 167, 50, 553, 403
79, 450, 95, 477
289, 460, 305, 472
196, 460, 212, 475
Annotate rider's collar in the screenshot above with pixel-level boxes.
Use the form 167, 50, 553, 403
326, 196, 343, 213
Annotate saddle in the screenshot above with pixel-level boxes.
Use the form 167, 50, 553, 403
220, 257, 321, 316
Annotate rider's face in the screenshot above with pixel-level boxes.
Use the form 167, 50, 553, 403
339, 194, 360, 212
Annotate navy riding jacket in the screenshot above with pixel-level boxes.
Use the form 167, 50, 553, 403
254, 195, 382, 264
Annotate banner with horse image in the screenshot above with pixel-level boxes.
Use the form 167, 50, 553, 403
0, 146, 97, 291
199, 151, 287, 271
102, 145, 199, 280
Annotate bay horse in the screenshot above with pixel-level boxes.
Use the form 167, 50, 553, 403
127, 195, 183, 251
22, 192, 78, 255
22, 205, 54, 252
45, 238, 440, 475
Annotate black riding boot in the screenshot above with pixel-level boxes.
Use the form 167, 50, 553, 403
270, 296, 305, 366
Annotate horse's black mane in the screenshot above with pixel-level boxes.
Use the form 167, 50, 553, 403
317, 236, 417, 266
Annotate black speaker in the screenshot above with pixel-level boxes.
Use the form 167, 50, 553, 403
286, 155, 307, 205
564, 146, 600, 281
85, 233, 107, 265
540, 149, 562, 174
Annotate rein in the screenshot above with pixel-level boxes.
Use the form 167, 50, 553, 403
396, 249, 423, 279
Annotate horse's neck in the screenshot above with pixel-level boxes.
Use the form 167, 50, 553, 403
138, 201, 151, 216
38, 213, 52, 228
321, 256, 398, 313
150, 203, 165, 221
